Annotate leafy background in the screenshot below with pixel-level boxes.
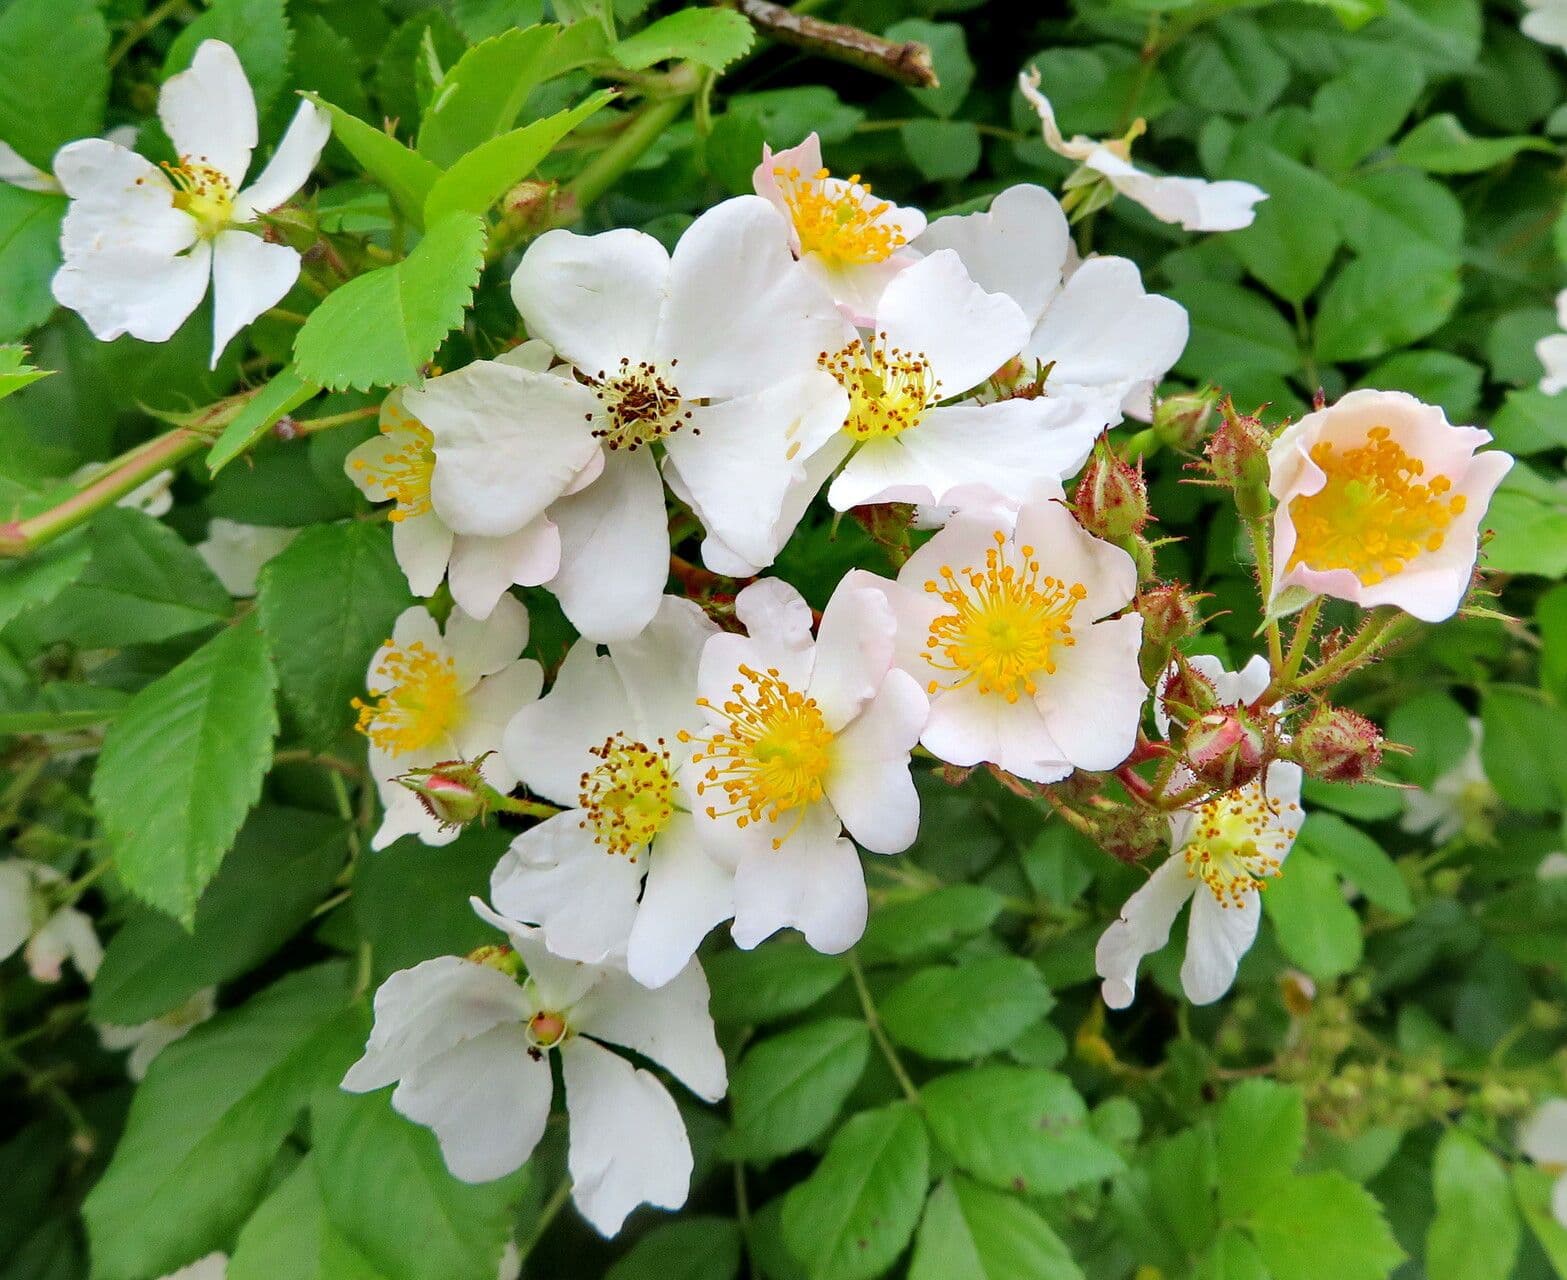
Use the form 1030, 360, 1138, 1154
2, 0, 1566, 1278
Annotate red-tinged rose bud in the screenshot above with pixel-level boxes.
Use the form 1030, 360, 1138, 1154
1137, 582, 1204, 649
1183, 706, 1272, 790
1160, 654, 1220, 727
1075, 433, 1150, 542
1093, 802, 1168, 864
1291, 704, 1385, 784
1205, 399, 1273, 520
398, 757, 494, 829
1153, 388, 1218, 451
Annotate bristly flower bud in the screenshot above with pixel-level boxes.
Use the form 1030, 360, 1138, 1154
1291, 704, 1384, 784
1137, 582, 1204, 650
1153, 388, 1218, 451
398, 756, 495, 830
1182, 704, 1273, 791
1205, 398, 1273, 520
1075, 432, 1150, 542
1160, 653, 1220, 727
1093, 801, 1168, 864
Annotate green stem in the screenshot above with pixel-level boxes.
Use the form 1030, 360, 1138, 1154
1276, 595, 1322, 691
1292, 609, 1411, 694
561, 91, 693, 217
848, 952, 921, 1105
516, 1177, 573, 1263
1242, 514, 1285, 673
292, 405, 380, 436
107, 0, 191, 67
494, 793, 563, 821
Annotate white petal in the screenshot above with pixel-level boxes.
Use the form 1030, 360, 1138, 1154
1088, 149, 1266, 233
0, 862, 32, 962
1013, 495, 1138, 620
342, 956, 532, 1093
1017, 71, 1095, 160
920, 682, 1072, 784
392, 512, 457, 599
1520, 1100, 1567, 1165
824, 669, 925, 855
731, 810, 867, 954
1095, 858, 1194, 1009
196, 518, 297, 597
809, 570, 897, 729
210, 229, 299, 366
655, 195, 845, 399
0, 140, 60, 193
25, 906, 102, 982
1538, 334, 1567, 396
512, 227, 668, 377
234, 98, 330, 218
875, 249, 1030, 396
504, 638, 629, 807
158, 39, 257, 185
826, 436, 929, 511
412, 360, 601, 538
546, 447, 668, 642
733, 577, 815, 653
1181, 884, 1262, 1005
915, 184, 1070, 328
469, 900, 605, 1011
55, 139, 195, 258
452, 660, 543, 772
1035, 615, 1146, 772
448, 521, 559, 619
489, 813, 643, 964
394, 1024, 552, 1182
445, 592, 530, 687
562, 1038, 694, 1237
610, 596, 719, 747
627, 814, 736, 990
53, 239, 211, 346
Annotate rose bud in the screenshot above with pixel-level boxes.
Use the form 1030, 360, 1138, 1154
1075, 433, 1150, 543
1291, 704, 1385, 784
1183, 705, 1272, 791
398, 757, 493, 829
1159, 653, 1221, 727
1205, 399, 1273, 519
1153, 388, 1218, 451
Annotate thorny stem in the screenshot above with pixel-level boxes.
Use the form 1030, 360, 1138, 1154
1242, 513, 1285, 672
848, 951, 921, 1105
722, 0, 940, 88
273, 749, 365, 779
1293, 608, 1412, 694
291, 405, 381, 435
494, 793, 563, 821
1276, 595, 1323, 691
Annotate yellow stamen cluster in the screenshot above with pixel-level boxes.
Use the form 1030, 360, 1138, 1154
1180, 782, 1297, 908
1286, 425, 1466, 586
821, 336, 937, 441
681, 665, 835, 849
586, 357, 692, 451
351, 405, 435, 522
773, 164, 907, 266
352, 639, 462, 755
924, 532, 1087, 703
577, 732, 677, 856
158, 159, 236, 237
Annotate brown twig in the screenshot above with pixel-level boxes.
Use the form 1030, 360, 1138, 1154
723, 0, 939, 88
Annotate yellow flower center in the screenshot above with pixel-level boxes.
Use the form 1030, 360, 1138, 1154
924, 532, 1087, 703
160, 159, 236, 238
577, 732, 677, 856
821, 337, 938, 441
352, 639, 463, 755
1286, 425, 1466, 586
352, 405, 435, 522
773, 164, 907, 266
681, 665, 835, 849
1180, 782, 1297, 908
588, 357, 691, 452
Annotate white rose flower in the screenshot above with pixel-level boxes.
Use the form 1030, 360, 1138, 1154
342, 900, 726, 1237
52, 40, 329, 368
1537, 289, 1567, 395
0, 858, 103, 984
354, 597, 541, 850
1523, 0, 1567, 50
1520, 1099, 1567, 1227
1399, 716, 1492, 845
194, 518, 296, 597
0, 139, 62, 193
97, 987, 216, 1080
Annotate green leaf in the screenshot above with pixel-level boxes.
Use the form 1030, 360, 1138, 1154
310, 1087, 529, 1280
208, 367, 323, 473
706, 939, 849, 1025
1173, 18, 1288, 116
1539, 584, 1567, 705
27, 507, 231, 648
780, 1102, 930, 1280
612, 9, 754, 72
293, 214, 487, 392
1386, 688, 1471, 786
922, 1067, 1123, 1197
0, 345, 50, 400
453, 0, 549, 42
1395, 113, 1556, 173
1195, 1230, 1270, 1280
1249, 1172, 1404, 1280
0, 188, 64, 342
1216, 1080, 1305, 1218
1483, 474, 1567, 577
165, 0, 293, 118
1297, 813, 1413, 916
605, 1217, 742, 1280
1263, 847, 1364, 979
1219, 144, 1342, 302
898, 119, 982, 182
90, 806, 348, 1025
1145, 1126, 1219, 1255
1481, 685, 1567, 813
885, 20, 975, 119
0, 0, 108, 169
311, 97, 441, 227
1334, 169, 1463, 263
1167, 282, 1298, 379
0, 534, 90, 633
1356, 351, 1482, 421
417, 24, 562, 166
909, 1178, 1083, 1280
727, 1018, 870, 1162
256, 521, 414, 747
229, 1157, 388, 1280
424, 89, 614, 223
1514, 1165, 1567, 1278
1310, 51, 1425, 171
880, 957, 1052, 1061
92, 617, 279, 923
1314, 249, 1460, 364
82, 965, 361, 1280
860, 885, 1005, 966
1426, 1129, 1519, 1280
1490, 389, 1567, 456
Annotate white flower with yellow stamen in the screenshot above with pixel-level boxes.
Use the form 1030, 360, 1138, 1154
405, 195, 847, 641
1520, 1100, 1567, 1227
1268, 390, 1513, 622
492, 597, 734, 989
0, 858, 103, 984
1019, 69, 1265, 233
342, 900, 726, 1237
1399, 715, 1493, 845
97, 987, 216, 1080
354, 598, 541, 850
681, 575, 927, 955
51, 40, 329, 368
751, 132, 926, 322
868, 494, 1145, 782
347, 342, 567, 619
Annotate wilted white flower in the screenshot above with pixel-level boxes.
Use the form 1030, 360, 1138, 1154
1400, 716, 1492, 844
98, 987, 216, 1080
342, 901, 726, 1237
0, 859, 103, 984
194, 518, 296, 596
52, 40, 329, 367
1520, 1099, 1567, 1226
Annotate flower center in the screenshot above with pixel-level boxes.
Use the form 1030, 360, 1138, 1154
161, 159, 236, 238
923, 532, 1087, 703
352, 639, 463, 755
821, 337, 938, 441
682, 665, 835, 849
1286, 426, 1467, 586
1180, 782, 1296, 908
351, 405, 434, 522
587, 357, 691, 451
773, 164, 907, 266
577, 732, 677, 856
525, 1010, 569, 1050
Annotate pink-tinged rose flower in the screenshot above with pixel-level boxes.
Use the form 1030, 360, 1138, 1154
1268, 389, 1513, 622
